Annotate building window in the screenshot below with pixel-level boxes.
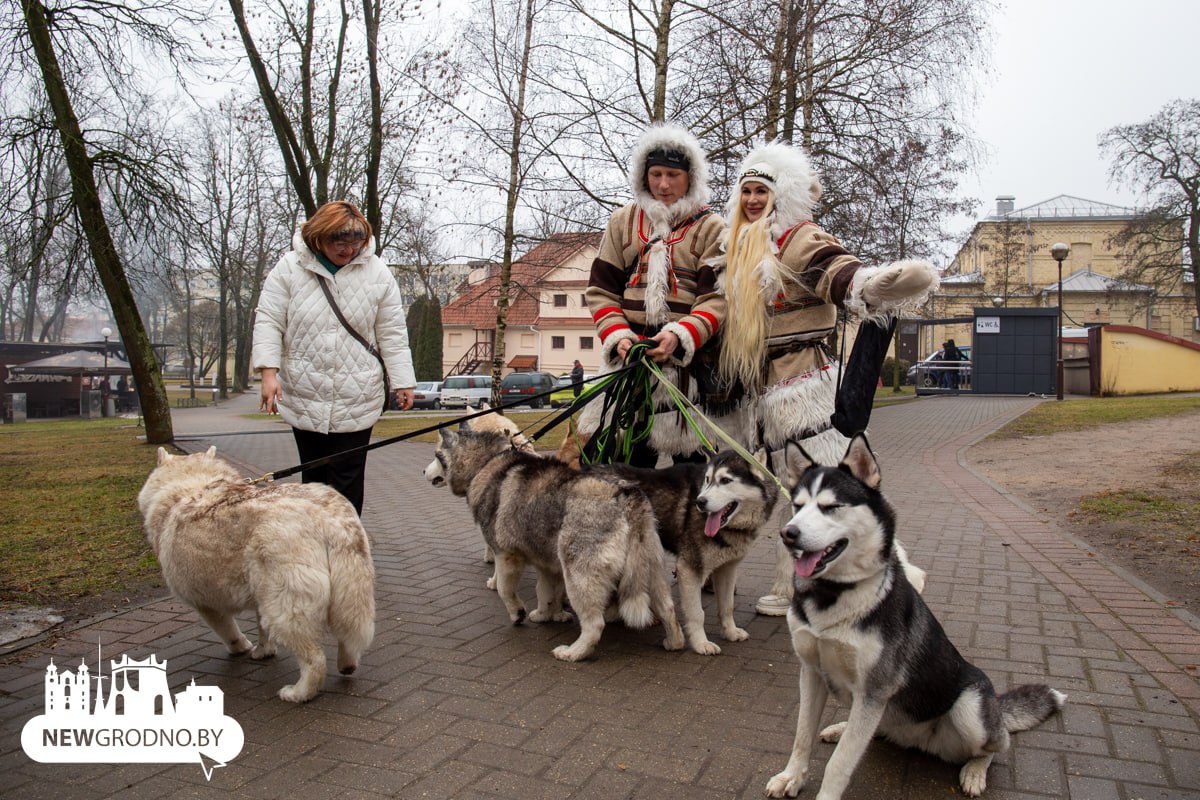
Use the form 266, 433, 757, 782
579, 337, 594, 350
553, 294, 567, 307
551, 336, 565, 349
580, 293, 587, 306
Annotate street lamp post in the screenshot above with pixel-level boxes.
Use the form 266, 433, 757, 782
100, 327, 112, 416
1049, 243, 1069, 400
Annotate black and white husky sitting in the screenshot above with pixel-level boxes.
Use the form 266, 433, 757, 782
593, 450, 779, 655
766, 434, 1065, 799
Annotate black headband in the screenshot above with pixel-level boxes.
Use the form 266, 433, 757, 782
644, 147, 690, 173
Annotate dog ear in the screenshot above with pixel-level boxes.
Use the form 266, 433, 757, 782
439, 428, 458, 447
783, 440, 816, 484
157, 446, 170, 465
458, 419, 473, 432
205, 445, 217, 458
840, 434, 881, 489
753, 448, 769, 469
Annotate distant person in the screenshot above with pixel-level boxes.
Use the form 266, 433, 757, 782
252, 200, 416, 515
570, 360, 585, 398
940, 339, 964, 389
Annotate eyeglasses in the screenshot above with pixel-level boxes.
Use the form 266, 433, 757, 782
329, 232, 368, 245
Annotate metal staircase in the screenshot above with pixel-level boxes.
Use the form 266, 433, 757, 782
447, 341, 493, 377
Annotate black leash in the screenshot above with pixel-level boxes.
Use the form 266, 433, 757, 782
246, 363, 642, 484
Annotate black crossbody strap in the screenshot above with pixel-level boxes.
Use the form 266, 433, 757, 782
316, 274, 391, 408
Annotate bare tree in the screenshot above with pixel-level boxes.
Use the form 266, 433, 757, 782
14, 0, 201, 443
1101, 98, 1200, 321
226, 0, 446, 249
977, 216, 1038, 306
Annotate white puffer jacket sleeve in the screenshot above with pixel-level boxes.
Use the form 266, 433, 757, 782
251, 230, 415, 434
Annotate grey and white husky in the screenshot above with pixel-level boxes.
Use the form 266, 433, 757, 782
593, 450, 779, 655
432, 423, 685, 661
766, 434, 1065, 799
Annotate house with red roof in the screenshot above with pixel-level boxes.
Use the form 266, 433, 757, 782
440, 232, 602, 379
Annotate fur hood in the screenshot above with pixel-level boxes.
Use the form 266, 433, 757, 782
629, 123, 711, 232
726, 142, 821, 240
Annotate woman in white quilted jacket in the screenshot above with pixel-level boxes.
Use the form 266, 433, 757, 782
252, 201, 416, 515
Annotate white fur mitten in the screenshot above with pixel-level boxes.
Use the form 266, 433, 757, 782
847, 260, 939, 324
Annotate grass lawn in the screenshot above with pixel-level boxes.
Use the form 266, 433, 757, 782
988, 394, 1200, 439
0, 418, 165, 608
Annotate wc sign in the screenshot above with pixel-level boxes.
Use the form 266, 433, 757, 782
20, 644, 243, 780
976, 316, 1001, 334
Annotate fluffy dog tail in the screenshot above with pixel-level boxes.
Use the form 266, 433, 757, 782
615, 490, 662, 629
1000, 685, 1066, 732
327, 521, 376, 673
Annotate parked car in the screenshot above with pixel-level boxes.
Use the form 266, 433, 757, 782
499, 371, 556, 408
440, 374, 493, 409
549, 374, 596, 408
409, 380, 443, 410
907, 345, 972, 387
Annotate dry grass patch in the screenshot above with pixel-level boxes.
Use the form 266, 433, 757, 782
0, 419, 165, 606
989, 395, 1200, 440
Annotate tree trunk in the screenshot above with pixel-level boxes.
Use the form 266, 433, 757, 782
21, 0, 173, 443
650, 0, 675, 122
362, 0, 384, 248
227, 0, 317, 216
492, 0, 536, 405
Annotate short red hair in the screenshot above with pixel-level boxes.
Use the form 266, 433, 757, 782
300, 201, 371, 253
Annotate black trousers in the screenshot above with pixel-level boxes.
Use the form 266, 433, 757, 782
291, 427, 373, 515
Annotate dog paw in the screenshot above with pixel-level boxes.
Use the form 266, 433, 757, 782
723, 626, 750, 642
278, 684, 316, 703
529, 608, 570, 623
765, 771, 805, 798
250, 643, 276, 660
959, 760, 989, 797
552, 644, 589, 662
510, 608, 526, 626
819, 721, 846, 742
228, 637, 253, 655
486, 575, 497, 590
691, 639, 722, 656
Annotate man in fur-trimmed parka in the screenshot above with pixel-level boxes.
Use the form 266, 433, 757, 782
582, 123, 727, 465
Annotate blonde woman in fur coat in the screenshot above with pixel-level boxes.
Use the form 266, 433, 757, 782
718, 142, 938, 615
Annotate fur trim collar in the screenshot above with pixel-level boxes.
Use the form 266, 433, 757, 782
726, 142, 820, 240
629, 123, 711, 232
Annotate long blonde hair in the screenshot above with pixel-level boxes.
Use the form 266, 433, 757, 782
719, 191, 782, 392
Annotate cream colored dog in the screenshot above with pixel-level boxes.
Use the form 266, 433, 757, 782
138, 446, 376, 702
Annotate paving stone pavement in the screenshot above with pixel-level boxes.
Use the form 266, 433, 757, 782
2, 393, 1199, 799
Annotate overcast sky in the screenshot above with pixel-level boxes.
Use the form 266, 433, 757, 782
963, 0, 1197, 221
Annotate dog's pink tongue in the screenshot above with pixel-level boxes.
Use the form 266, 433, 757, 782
704, 512, 722, 538
794, 551, 822, 578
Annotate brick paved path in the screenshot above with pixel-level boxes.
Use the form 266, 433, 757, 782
2, 394, 1198, 799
